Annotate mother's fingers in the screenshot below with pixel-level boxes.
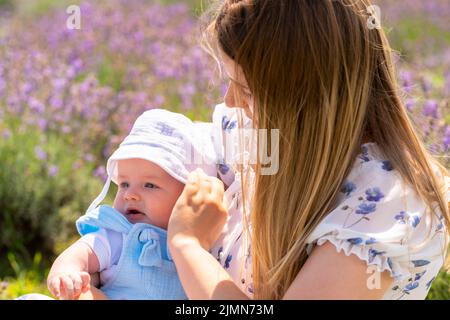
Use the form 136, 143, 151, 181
184, 169, 225, 207
184, 171, 200, 196
210, 177, 225, 203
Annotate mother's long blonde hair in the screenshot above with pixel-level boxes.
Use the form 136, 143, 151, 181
200, 0, 449, 299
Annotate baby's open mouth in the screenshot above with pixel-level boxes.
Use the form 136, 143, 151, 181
126, 208, 144, 215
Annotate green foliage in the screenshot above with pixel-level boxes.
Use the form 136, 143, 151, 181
0, 0, 12, 9
426, 270, 450, 300
0, 117, 103, 274
0, 252, 50, 299
97, 58, 125, 93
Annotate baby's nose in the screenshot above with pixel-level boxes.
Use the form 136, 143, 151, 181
125, 189, 140, 201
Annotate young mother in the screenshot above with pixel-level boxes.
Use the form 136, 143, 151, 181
166, 0, 450, 300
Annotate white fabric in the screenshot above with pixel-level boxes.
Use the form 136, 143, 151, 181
210, 103, 255, 298
209, 103, 450, 300
79, 229, 123, 285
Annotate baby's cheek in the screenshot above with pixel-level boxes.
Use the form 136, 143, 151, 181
112, 193, 123, 211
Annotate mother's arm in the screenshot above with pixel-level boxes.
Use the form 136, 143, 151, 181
283, 241, 393, 299
170, 237, 392, 300
168, 169, 393, 300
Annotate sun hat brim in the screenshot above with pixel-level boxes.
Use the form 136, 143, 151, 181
106, 144, 189, 185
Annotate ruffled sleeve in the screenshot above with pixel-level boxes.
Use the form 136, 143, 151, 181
306, 143, 449, 288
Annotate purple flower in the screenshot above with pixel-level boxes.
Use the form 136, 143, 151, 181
84, 154, 95, 163
2, 129, 11, 139
0, 78, 5, 97
34, 146, 47, 161
28, 98, 45, 114
421, 76, 432, 93
48, 165, 59, 177
49, 96, 63, 109
21, 82, 34, 96
52, 78, 67, 91
422, 100, 438, 118
38, 118, 47, 131
94, 165, 107, 182
443, 126, 450, 150
400, 71, 414, 93
405, 99, 415, 112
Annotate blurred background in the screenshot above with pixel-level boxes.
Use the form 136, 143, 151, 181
0, 0, 448, 299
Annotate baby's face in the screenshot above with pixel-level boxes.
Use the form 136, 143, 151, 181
113, 158, 185, 229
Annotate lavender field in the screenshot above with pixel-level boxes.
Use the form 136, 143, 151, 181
0, 0, 449, 299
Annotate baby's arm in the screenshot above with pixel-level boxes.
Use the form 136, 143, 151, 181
47, 239, 100, 300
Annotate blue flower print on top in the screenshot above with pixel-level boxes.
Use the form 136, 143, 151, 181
365, 188, 384, 202
216, 246, 223, 262
404, 281, 419, 292
359, 145, 370, 162
394, 211, 421, 228
414, 271, 426, 281
426, 277, 436, 290
382, 160, 393, 171
347, 238, 363, 245
392, 280, 421, 299
218, 163, 230, 175
395, 211, 408, 224
365, 237, 377, 245
356, 202, 377, 215
411, 215, 421, 228
387, 257, 394, 271
224, 254, 233, 269
411, 260, 430, 267
247, 282, 254, 294
222, 116, 237, 132
343, 203, 377, 228
341, 181, 356, 197
368, 249, 386, 263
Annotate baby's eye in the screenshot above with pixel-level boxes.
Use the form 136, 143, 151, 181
120, 182, 129, 188
145, 183, 158, 189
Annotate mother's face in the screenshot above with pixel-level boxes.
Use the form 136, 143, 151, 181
220, 50, 254, 120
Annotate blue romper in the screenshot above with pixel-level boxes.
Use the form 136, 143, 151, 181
76, 205, 187, 300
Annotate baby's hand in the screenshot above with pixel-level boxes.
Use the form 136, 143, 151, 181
47, 271, 91, 300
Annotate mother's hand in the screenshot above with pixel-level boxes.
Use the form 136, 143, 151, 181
168, 168, 228, 251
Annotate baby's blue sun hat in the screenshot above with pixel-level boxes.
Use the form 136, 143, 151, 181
86, 108, 219, 213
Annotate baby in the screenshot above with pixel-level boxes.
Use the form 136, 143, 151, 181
46, 109, 219, 300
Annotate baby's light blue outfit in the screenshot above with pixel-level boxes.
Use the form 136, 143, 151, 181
76, 205, 187, 300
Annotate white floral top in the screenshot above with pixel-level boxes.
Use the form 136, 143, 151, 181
209, 103, 450, 300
